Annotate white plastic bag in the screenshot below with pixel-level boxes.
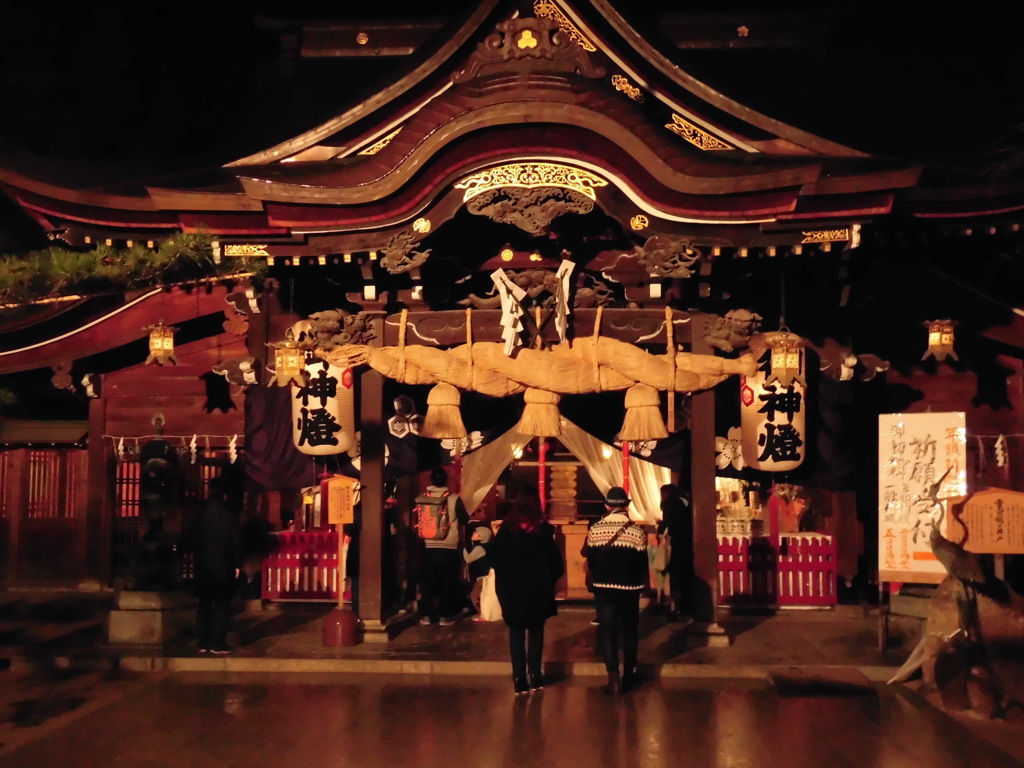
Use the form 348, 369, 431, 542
479, 568, 503, 622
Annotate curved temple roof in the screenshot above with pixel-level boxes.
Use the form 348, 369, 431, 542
1, 0, 1021, 258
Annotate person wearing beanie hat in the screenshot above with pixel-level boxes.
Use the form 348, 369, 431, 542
464, 518, 494, 619
582, 486, 648, 694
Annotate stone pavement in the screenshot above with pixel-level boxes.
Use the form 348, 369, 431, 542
1, 590, 899, 681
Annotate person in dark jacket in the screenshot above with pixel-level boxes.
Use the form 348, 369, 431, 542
186, 477, 242, 654
657, 484, 694, 622
583, 486, 649, 694
489, 486, 565, 694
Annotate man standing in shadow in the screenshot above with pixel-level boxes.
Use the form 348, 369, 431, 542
187, 476, 242, 654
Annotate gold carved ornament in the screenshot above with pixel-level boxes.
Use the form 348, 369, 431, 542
533, 0, 597, 51
800, 229, 850, 244
611, 74, 643, 103
665, 114, 734, 151
630, 215, 649, 231
223, 244, 269, 257
454, 162, 608, 203
358, 127, 403, 156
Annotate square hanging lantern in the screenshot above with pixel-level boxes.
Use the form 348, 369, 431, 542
922, 319, 958, 362
267, 328, 308, 387
144, 321, 177, 366
767, 328, 805, 388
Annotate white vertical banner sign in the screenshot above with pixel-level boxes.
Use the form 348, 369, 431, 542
878, 411, 967, 583
292, 360, 355, 456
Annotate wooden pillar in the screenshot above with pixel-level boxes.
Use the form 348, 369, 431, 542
84, 392, 111, 586
5, 451, 26, 584
357, 311, 387, 640
689, 314, 729, 644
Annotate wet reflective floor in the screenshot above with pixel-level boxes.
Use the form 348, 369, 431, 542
0, 673, 1020, 768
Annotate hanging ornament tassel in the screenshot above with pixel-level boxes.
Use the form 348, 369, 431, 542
517, 388, 562, 437
421, 382, 467, 439
995, 434, 1008, 469
620, 383, 669, 441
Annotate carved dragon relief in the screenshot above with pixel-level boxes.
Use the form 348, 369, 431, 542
633, 235, 703, 279
379, 230, 432, 274
466, 186, 594, 234
303, 311, 376, 351
452, 17, 605, 84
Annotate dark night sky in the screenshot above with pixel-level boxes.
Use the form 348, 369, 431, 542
1, 3, 1022, 171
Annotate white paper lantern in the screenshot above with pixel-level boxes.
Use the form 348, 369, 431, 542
740, 331, 807, 472
292, 360, 355, 456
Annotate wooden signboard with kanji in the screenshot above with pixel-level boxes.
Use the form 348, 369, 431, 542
323, 475, 357, 525
944, 488, 1024, 555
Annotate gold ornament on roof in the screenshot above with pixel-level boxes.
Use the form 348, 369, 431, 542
358, 127, 403, 156
533, 0, 597, 51
413, 218, 432, 234
630, 215, 649, 231
223, 244, 269, 257
500, 248, 515, 261
455, 163, 608, 203
665, 114, 734, 151
800, 228, 850, 243
518, 30, 539, 49
611, 74, 644, 103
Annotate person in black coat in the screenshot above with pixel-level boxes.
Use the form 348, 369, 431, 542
186, 477, 242, 654
489, 486, 565, 694
657, 484, 694, 622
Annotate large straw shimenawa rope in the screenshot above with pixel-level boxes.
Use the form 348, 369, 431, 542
321, 338, 755, 397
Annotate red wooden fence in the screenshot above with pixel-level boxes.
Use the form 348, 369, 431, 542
718, 534, 837, 607
261, 531, 339, 602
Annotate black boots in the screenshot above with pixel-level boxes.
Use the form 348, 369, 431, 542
529, 674, 544, 690
513, 677, 530, 694
601, 669, 621, 695
621, 668, 638, 694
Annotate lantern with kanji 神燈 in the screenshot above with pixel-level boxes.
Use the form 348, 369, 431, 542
144, 321, 177, 366
740, 330, 807, 472
922, 319, 958, 362
291, 359, 355, 456
267, 328, 307, 387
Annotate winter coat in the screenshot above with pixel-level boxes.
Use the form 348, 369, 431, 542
490, 521, 564, 628
186, 497, 242, 599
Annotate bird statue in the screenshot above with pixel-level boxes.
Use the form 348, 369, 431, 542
928, 503, 985, 586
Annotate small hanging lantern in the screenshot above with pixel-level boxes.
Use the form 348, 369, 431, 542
267, 328, 307, 387
766, 328, 805, 388
144, 321, 177, 366
922, 319, 958, 362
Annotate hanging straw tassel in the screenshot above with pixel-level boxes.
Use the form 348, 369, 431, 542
421, 382, 467, 439
517, 388, 562, 436
619, 383, 668, 441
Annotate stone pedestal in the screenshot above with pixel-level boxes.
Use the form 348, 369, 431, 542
107, 590, 193, 646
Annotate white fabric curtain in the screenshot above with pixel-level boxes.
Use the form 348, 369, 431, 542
558, 418, 670, 523
459, 429, 532, 514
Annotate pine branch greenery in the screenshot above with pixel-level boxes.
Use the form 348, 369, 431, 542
0, 233, 266, 306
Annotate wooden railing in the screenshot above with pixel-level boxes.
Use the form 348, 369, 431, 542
261, 531, 339, 602
718, 534, 837, 607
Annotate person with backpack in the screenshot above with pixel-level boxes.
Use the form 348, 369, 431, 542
416, 467, 468, 626
582, 486, 649, 694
